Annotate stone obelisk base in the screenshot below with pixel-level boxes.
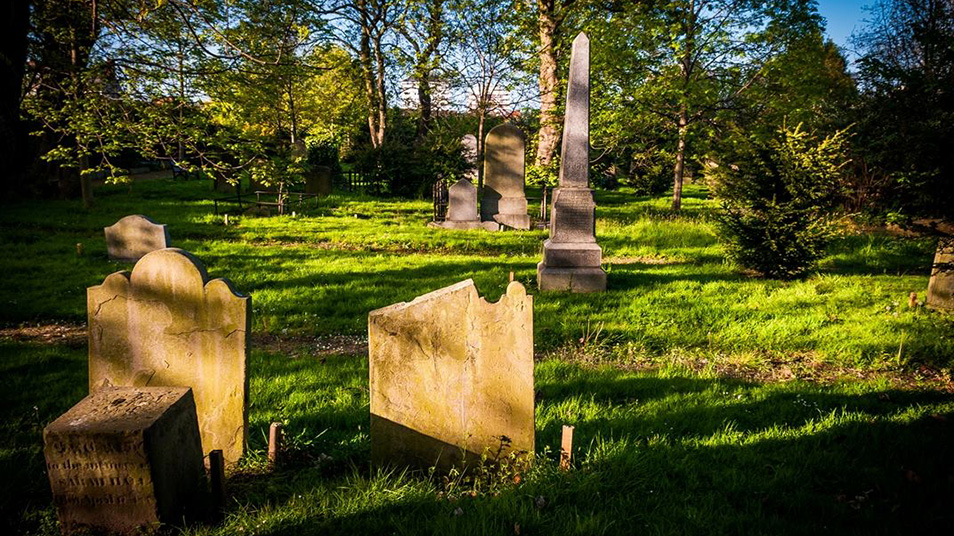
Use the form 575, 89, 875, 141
537, 247, 607, 292
537, 186, 607, 292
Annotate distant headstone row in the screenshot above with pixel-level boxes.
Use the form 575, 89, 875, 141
432, 124, 531, 231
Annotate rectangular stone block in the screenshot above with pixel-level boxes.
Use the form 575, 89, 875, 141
549, 188, 597, 243
88, 248, 250, 465
305, 166, 333, 195
368, 280, 534, 472
537, 263, 607, 292
493, 213, 531, 231
927, 238, 954, 311
43, 387, 207, 535
104, 215, 171, 262
541, 240, 603, 268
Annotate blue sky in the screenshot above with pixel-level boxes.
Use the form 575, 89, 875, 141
817, 0, 870, 55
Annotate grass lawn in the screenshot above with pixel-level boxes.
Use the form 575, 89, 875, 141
1, 178, 952, 534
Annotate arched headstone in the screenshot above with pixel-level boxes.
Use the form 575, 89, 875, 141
104, 215, 171, 262
482, 124, 530, 230
87, 248, 250, 464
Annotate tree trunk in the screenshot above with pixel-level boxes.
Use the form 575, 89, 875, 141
535, 0, 560, 167
358, 1, 383, 149
672, 106, 687, 211
373, 35, 388, 148
0, 0, 30, 198
414, 0, 443, 142
671, 0, 695, 211
79, 154, 94, 209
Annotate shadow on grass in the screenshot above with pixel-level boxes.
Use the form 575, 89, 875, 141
822, 234, 937, 277
234, 357, 954, 536
3, 341, 953, 535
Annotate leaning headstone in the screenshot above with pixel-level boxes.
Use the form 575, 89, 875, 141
44, 387, 207, 535
104, 215, 171, 262
368, 279, 534, 471
537, 33, 607, 292
927, 237, 954, 311
482, 124, 530, 230
461, 134, 478, 183
88, 248, 250, 464
429, 179, 499, 230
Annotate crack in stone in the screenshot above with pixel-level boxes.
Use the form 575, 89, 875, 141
93, 295, 124, 317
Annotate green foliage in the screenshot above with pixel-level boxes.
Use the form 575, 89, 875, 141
851, 0, 954, 220
526, 161, 558, 188
353, 116, 470, 197
307, 138, 342, 175
713, 125, 851, 279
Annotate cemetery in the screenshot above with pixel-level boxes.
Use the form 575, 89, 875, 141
2, 1, 954, 535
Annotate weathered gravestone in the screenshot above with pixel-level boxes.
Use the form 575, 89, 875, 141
368, 279, 534, 471
482, 124, 530, 230
88, 248, 250, 465
44, 387, 207, 535
927, 237, 954, 311
537, 33, 607, 292
448, 178, 479, 222
429, 179, 499, 230
104, 215, 171, 262
306, 166, 333, 196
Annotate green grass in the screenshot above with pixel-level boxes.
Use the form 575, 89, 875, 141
1, 178, 953, 534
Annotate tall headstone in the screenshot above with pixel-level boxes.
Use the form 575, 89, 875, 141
368, 279, 534, 471
87, 248, 250, 465
482, 124, 531, 230
43, 387, 207, 535
927, 237, 954, 311
104, 215, 171, 262
537, 33, 607, 292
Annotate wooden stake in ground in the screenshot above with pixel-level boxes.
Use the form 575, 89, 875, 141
509, 271, 515, 282
268, 422, 283, 465
209, 449, 226, 517
560, 425, 574, 471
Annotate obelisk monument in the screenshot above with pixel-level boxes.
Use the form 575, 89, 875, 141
537, 32, 607, 292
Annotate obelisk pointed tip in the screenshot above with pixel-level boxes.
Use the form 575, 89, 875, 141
573, 32, 589, 46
